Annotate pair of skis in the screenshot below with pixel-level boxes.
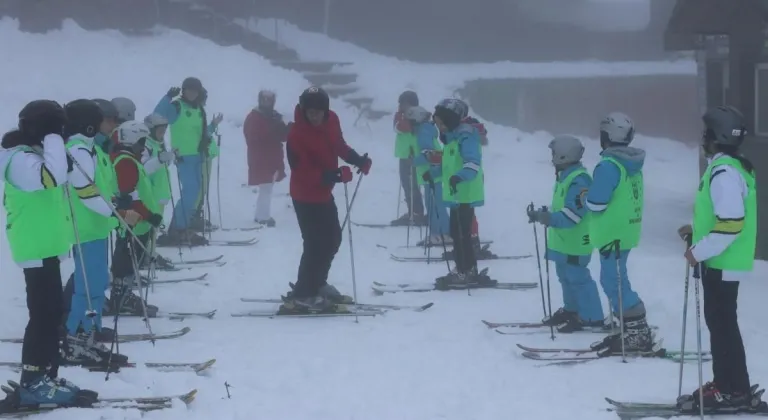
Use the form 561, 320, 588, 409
156, 237, 258, 248
143, 255, 227, 272
0, 359, 215, 375
115, 309, 218, 321
371, 280, 538, 294
234, 298, 434, 318
139, 273, 211, 286
389, 254, 531, 263
515, 342, 709, 364
0, 327, 193, 344
0, 382, 197, 417
606, 385, 768, 418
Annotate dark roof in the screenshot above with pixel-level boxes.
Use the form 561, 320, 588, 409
665, 0, 768, 50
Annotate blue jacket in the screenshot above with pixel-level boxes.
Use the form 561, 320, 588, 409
585, 146, 646, 214
546, 163, 592, 264
412, 121, 439, 167
153, 95, 219, 138
433, 123, 483, 207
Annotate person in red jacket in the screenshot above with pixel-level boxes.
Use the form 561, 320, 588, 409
281, 86, 372, 314
243, 90, 289, 227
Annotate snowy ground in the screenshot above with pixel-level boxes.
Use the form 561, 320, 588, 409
1, 18, 767, 420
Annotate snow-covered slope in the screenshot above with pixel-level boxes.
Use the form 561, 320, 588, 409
0, 17, 766, 420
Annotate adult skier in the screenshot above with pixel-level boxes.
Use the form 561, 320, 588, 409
678, 106, 758, 409
427, 98, 492, 287
527, 135, 605, 332
281, 86, 372, 313
63, 99, 128, 367
0, 101, 92, 406
406, 105, 449, 245
586, 112, 652, 355
391, 90, 426, 226
153, 77, 222, 246
244, 89, 289, 227
109, 121, 163, 318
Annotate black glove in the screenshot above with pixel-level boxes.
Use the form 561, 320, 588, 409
66, 153, 74, 173
448, 175, 461, 195
114, 193, 133, 211
422, 171, 433, 184
147, 213, 163, 227
167, 87, 181, 98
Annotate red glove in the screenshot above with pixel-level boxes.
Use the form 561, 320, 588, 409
425, 150, 442, 164
339, 166, 353, 183
275, 170, 286, 182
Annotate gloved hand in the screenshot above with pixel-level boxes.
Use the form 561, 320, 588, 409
422, 171, 433, 183
66, 153, 74, 173
527, 208, 552, 226
275, 170, 287, 182
167, 87, 181, 98
147, 213, 163, 227
678, 224, 692, 242
212, 113, 224, 125
158, 150, 175, 164
354, 153, 372, 175
119, 209, 141, 226
424, 150, 442, 164
114, 193, 133, 211
448, 175, 461, 195
338, 166, 353, 183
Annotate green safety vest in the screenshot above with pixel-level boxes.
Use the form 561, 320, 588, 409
416, 136, 443, 186
170, 101, 205, 156
441, 138, 484, 204
692, 155, 757, 271
66, 135, 119, 242
548, 168, 592, 256
589, 156, 643, 250
144, 136, 172, 204
3, 146, 73, 263
113, 153, 160, 236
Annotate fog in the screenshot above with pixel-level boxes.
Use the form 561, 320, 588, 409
516, 0, 651, 31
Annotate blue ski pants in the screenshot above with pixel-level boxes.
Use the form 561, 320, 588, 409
172, 154, 203, 230
424, 182, 449, 236
66, 238, 109, 335
598, 249, 641, 315
554, 257, 604, 323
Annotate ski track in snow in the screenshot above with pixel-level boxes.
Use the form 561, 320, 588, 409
0, 16, 766, 420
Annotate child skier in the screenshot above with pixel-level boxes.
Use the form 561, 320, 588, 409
429, 98, 493, 287
527, 135, 605, 332
111, 97, 136, 124
406, 105, 449, 245
281, 87, 372, 313
244, 89, 289, 227
63, 99, 128, 368
0, 101, 94, 406
92, 99, 119, 151
391, 90, 426, 226
679, 105, 758, 410
586, 112, 652, 355
109, 121, 164, 318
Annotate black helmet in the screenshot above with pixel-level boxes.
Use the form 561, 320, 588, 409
92, 98, 119, 119
398, 90, 419, 107
703, 105, 747, 147
18, 100, 67, 140
64, 99, 103, 138
299, 86, 329, 111
182, 77, 203, 91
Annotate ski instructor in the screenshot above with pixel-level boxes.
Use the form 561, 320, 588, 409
280, 86, 372, 314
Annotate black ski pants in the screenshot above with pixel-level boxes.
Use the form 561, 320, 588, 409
22, 257, 64, 373
399, 158, 424, 216
701, 265, 750, 394
293, 199, 342, 298
449, 204, 476, 273
111, 232, 151, 281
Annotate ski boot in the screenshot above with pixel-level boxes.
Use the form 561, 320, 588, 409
103, 281, 159, 318
156, 229, 209, 247
590, 314, 655, 356
7, 366, 94, 408
541, 308, 577, 328
45, 363, 99, 401
278, 295, 339, 315
78, 325, 115, 343
140, 254, 175, 271
390, 213, 428, 227
318, 284, 354, 304
417, 235, 452, 247
189, 214, 218, 233
555, 316, 605, 333
442, 244, 496, 260
255, 217, 276, 228
678, 382, 761, 412
62, 330, 129, 369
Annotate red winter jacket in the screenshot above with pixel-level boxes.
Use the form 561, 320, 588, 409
286, 106, 356, 203
111, 149, 151, 221
243, 108, 288, 185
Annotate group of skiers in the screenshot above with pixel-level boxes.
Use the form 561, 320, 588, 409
0, 76, 222, 407
526, 105, 757, 411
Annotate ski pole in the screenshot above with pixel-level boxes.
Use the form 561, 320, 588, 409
396, 176, 402, 222
343, 181, 359, 323
430, 182, 452, 273
529, 202, 550, 333
423, 184, 431, 261
542, 213, 554, 341
678, 241, 691, 399
693, 262, 705, 420
62, 184, 97, 333
340, 175, 363, 231
614, 239, 627, 363
167, 174, 184, 261
216, 132, 223, 229
406, 162, 415, 247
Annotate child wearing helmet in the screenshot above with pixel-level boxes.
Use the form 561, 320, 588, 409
585, 112, 653, 356
678, 106, 758, 410
527, 135, 605, 332
391, 90, 426, 226
429, 98, 494, 288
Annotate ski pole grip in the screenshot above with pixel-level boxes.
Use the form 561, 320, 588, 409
613, 239, 621, 259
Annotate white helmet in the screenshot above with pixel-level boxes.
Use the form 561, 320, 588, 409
111, 97, 136, 122
144, 113, 169, 130
404, 105, 431, 124
600, 112, 635, 145
115, 121, 151, 146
